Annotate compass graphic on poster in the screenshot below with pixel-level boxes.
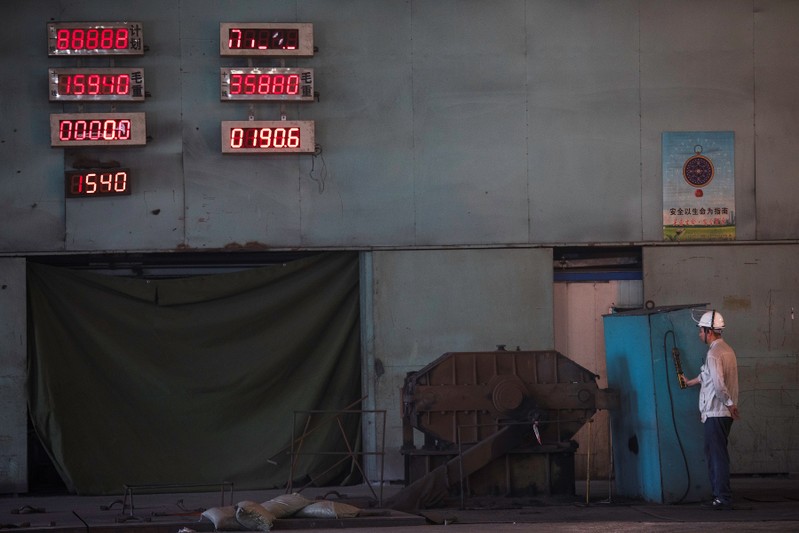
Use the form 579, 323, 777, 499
683, 145, 714, 197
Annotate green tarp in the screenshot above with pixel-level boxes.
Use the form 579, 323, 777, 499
26, 253, 361, 495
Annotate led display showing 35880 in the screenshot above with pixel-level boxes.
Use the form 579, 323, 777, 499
220, 67, 313, 102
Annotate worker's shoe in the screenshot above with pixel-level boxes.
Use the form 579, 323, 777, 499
703, 498, 733, 510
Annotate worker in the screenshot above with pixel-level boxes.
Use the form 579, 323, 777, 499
682, 310, 739, 510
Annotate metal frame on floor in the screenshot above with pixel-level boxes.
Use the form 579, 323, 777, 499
118, 481, 233, 521
287, 407, 387, 507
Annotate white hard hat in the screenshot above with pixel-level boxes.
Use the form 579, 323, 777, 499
697, 310, 725, 330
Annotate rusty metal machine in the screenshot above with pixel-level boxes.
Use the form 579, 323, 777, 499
387, 348, 616, 510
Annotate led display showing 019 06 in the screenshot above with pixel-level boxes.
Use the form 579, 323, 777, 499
221, 121, 315, 154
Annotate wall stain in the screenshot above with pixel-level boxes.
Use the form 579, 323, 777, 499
724, 296, 751, 310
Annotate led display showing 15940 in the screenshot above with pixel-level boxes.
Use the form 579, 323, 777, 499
49, 68, 145, 102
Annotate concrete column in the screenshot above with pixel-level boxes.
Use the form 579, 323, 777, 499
0, 257, 27, 493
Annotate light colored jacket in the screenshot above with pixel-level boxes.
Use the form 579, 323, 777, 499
698, 337, 739, 423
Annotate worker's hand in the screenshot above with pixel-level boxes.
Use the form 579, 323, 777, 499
730, 404, 740, 420
683, 375, 699, 388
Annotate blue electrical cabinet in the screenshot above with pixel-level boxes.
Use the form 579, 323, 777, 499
603, 304, 711, 503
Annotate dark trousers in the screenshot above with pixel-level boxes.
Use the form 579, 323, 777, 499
704, 416, 734, 503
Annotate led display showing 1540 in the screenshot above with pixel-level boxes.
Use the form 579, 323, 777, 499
65, 169, 131, 197
50, 113, 147, 147
220, 67, 313, 101
221, 120, 315, 154
49, 68, 145, 102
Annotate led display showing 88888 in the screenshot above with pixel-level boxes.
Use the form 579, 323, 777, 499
47, 21, 144, 56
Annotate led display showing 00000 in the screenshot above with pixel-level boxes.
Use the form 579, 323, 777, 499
50, 113, 147, 147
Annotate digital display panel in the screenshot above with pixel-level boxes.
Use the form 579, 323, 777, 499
221, 120, 315, 153
48, 22, 144, 56
65, 169, 131, 197
50, 113, 147, 147
220, 67, 313, 101
220, 23, 313, 56
49, 68, 145, 102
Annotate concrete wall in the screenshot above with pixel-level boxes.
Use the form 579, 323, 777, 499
3, 1, 799, 250
2, 0, 799, 491
0, 259, 27, 493
644, 244, 799, 473
362, 248, 553, 479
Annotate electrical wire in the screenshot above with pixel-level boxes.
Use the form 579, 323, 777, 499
663, 329, 692, 504
309, 144, 327, 193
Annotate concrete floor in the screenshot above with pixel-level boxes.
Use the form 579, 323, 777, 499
2, 476, 798, 533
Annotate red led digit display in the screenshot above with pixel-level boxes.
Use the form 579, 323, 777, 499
58, 27, 128, 50
230, 127, 301, 148
48, 22, 144, 56
49, 68, 145, 101
50, 113, 147, 146
59, 118, 130, 141
65, 169, 131, 198
228, 28, 299, 50
61, 73, 129, 95
220, 23, 313, 56
220, 68, 314, 101
232, 73, 299, 94
221, 121, 315, 153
